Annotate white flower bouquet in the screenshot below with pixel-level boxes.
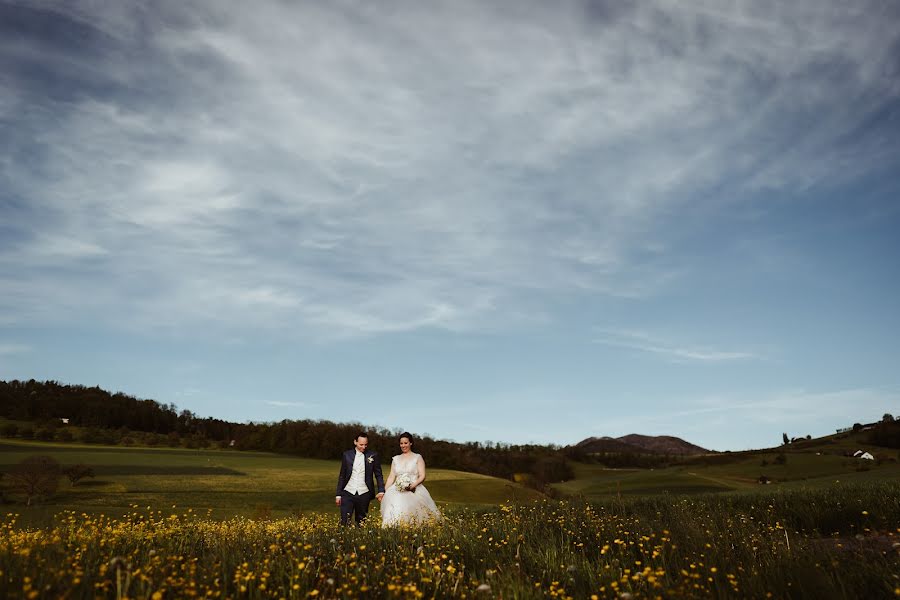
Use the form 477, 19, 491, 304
395, 473, 415, 492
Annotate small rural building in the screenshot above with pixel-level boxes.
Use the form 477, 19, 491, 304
853, 450, 875, 460
757, 475, 771, 484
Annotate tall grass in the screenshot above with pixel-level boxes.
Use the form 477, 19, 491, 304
1, 482, 898, 598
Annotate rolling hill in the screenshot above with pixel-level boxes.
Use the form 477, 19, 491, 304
617, 433, 709, 455
557, 425, 900, 500
574, 434, 708, 455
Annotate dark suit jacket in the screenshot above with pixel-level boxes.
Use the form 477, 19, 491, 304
336, 449, 385, 496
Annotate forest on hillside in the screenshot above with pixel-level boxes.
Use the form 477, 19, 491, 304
11, 380, 894, 486
0, 379, 572, 489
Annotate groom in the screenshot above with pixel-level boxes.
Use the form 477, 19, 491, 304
335, 432, 385, 526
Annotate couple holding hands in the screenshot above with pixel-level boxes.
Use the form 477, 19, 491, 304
335, 431, 441, 527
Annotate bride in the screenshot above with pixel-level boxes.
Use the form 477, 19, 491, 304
380, 432, 441, 527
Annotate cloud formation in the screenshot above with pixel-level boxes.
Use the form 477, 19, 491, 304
0, 343, 31, 355
2, 0, 899, 340
267, 400, 313, 409
594, 329, 758, 362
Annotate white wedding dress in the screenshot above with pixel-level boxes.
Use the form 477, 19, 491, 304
380, 453, 441, 527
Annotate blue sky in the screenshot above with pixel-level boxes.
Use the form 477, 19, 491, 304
1, 0, 899, 451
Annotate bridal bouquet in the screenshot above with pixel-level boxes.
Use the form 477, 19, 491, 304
395, 473, 415, 492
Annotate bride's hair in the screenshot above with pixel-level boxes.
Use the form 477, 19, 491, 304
399, 432, 414, 446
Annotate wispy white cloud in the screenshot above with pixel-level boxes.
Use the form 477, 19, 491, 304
683, 388, 900, 426
594, 329, 758, 362
266, 400, 313, 409
0, 343, 31, 355
1, 0, 898, 339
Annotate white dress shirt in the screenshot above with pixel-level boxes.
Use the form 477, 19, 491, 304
344, 451, 370, 495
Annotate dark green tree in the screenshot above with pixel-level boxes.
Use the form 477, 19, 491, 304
62, 464, 95, 486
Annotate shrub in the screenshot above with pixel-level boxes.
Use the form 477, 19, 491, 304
79, 428, 115, 445
54, 429, 74, 442
34, 428, 54, 441
61, 464, 95, 486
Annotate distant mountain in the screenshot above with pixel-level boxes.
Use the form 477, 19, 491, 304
616, 434, 708, 455
575, 436, 645, 454
575, 434, 708, 455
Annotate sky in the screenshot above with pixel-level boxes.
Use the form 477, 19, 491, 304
1, 0, 899, 452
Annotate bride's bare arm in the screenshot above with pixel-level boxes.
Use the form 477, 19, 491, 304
385, 463, 396, 489
411, 456, 426, 489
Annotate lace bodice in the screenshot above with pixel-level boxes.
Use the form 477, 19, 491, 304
381, 450, 440, 526
392, 453, 420, 477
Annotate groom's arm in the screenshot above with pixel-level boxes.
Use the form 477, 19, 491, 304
336, 453, 348, 499
373, 453, 386, 495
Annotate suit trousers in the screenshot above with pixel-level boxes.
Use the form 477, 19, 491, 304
340, 490, 373, 526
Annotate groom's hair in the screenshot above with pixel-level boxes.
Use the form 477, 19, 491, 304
399, 432, 414, 445
354, 431, 368, 441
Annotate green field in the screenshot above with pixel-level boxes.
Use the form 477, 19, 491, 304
0, 439, 543, 526
553, 432, 900, 500
0, 426, 900, 524
3, 429, 898, 526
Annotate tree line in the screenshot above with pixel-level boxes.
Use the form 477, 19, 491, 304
868, 416, 900, 449
0, 379, 572, 489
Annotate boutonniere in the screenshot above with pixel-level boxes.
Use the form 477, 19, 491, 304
367, 456, 374, 464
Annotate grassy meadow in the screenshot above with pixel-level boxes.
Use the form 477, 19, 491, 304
555, 450, 900, 500
0, 440, 542, 526
2, 436, 899, 598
